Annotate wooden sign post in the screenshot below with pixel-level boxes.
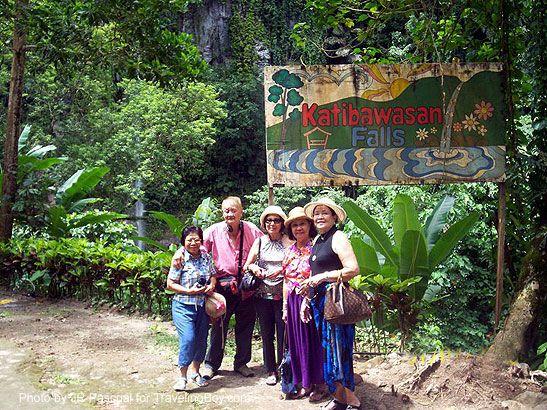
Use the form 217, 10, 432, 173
495, 182, 506, 327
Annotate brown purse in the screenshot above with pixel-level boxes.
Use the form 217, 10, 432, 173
324, 273, 372, 325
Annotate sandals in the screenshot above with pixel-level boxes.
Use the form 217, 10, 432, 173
321, 399, 348, 410
285, 387, 312, 400
265, 374, 277, 385
190, 373, 209, 387
309, 389, 330, 402
173, 377, 187, 391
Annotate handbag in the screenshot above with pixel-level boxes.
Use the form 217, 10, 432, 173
240, 271, 261, 291
278, 330, 298, 395
216, 222, 246, 297
324, 273, 371, 325
217, 275, 239, 297
240, 236, 263, 292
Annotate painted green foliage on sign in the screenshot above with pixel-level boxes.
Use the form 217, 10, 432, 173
267, 69, 304, 148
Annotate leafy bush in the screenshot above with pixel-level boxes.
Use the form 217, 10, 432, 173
346, 183, 499, 351
244, 185, 322, 227
66, 211, 137, 244
344, 193, 478, 349
0, 237, 173, 316
538, 342, 547, 371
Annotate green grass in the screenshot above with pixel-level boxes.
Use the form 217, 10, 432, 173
52, 372, 80, 385
147, 324, 179, 355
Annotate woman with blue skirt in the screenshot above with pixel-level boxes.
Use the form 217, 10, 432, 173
302, 198, 362, 410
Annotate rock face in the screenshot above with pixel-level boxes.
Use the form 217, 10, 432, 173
182, 0, 233, 63
255, 40, 272, 67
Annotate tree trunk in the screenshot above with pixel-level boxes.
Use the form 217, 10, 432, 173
0, 0, 28, 242
485, 228, 547, 362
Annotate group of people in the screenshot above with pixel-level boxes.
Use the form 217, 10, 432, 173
166, 196, 362, 410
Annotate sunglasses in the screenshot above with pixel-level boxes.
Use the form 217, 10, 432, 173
265, 218, 283, 224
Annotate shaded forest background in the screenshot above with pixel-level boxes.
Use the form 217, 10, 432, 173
1, 0, 545, 366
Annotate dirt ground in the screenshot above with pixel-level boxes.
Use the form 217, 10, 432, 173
0, 287, 545, 410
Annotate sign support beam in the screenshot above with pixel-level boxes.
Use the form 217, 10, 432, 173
495, 181, 506, 328
268, 186, 274, 205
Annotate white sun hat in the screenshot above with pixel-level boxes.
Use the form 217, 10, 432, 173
303, 197, 347, 223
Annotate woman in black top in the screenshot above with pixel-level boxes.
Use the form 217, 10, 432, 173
302, 197, 361, 410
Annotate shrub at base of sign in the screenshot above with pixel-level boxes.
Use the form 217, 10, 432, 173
343, 195, 478, 349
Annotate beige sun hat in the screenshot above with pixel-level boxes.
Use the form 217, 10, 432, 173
284, 206, 312, 228
259, 205, 288, 229
303, 197, 347, 222
205, 292, 226, 319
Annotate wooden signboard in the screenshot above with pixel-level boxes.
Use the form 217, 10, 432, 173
264, 63, 506, 186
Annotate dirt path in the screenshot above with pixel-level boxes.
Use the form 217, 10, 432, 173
0, 288, 543, 409
0, 338, 82, 409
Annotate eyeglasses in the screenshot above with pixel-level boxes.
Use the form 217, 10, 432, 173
265, 218, 282, 224
185, 238, 201, 243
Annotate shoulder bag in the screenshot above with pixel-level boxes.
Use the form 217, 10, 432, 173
217, 222, 245, 297
278, 327, 298, 396
324, 272, 372, 325
240, 236, 263, 292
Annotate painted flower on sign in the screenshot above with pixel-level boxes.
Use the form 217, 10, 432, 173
453, 122, 462, 132
474, 101, 494, 120
416, 128, 429, 141
431, 127, 437, 134
478, 125, 487, 136
463, 114, 479, 131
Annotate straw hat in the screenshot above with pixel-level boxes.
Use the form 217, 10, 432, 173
284, 206, 312, 228
259, 205, 288, 229
303, 197, 347, 222
205, 292, 226, 319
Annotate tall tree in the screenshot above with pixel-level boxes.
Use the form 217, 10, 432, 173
1, 0, 28, 242
486, 0, 547, 362
1, 0, 207, 242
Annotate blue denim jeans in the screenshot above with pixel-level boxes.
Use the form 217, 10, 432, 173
172, 300, 209, 367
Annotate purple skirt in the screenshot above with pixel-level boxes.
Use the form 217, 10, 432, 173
286, 291, 325, 388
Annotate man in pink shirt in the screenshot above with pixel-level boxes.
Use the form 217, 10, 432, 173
173, 196, 262, 380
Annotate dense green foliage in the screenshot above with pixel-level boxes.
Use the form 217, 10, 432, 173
346, 184, 501, 351
199, 69, 266, 198
0, 235, 172, 315
0, 125, 66, 230
69, 79, 226, 213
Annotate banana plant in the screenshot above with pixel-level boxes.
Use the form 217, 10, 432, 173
47, 167, 127, 238
0, 126, 121, 239
0, 125, 67, 193
343, 195, 478, 346
344, 194, 478, 302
